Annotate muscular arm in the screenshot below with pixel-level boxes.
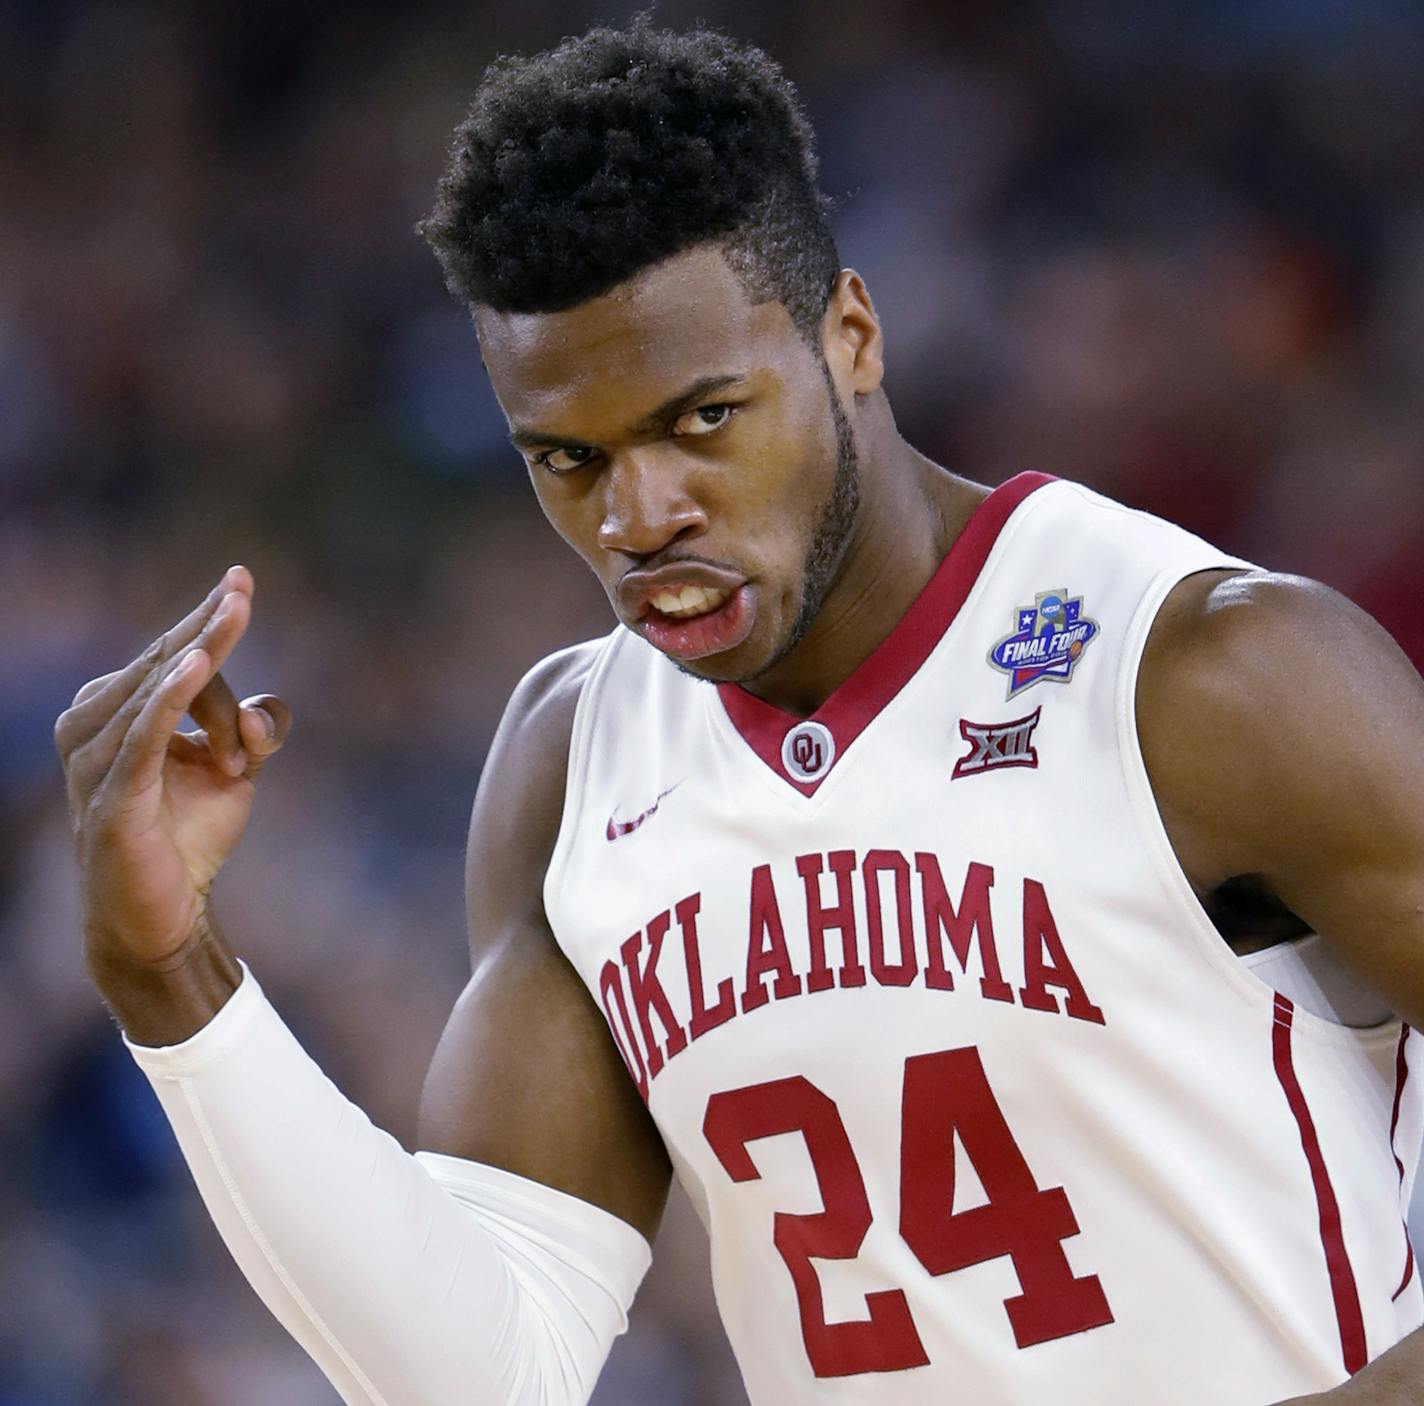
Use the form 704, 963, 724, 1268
1140, 571, 1424, 1024
1139, 571, 1424, 1403
419, 643, 671, 1237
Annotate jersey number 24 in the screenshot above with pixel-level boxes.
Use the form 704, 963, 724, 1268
703, 1047, 1115, 1378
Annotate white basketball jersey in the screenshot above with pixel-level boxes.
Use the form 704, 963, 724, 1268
543, 473, 1422, 1404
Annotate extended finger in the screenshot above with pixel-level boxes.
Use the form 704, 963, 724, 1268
70, 568, 247, 723
69, 670, 120, 710
100, 646, 215, 805
56, 566, 251, 756
236, 693, 293, 780
190, 670, 246, 778
67, 587, 251, 798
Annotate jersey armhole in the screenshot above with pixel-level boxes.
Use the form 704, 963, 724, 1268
542, 630, 622, 929
1113, 559, 1397, 1051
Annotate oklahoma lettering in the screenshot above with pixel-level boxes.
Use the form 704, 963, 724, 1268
597, 849, 1106, 1099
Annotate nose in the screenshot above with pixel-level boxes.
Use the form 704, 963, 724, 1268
596, 446, 708, 559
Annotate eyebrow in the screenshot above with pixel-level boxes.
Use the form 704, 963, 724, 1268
508, 373, 748, 452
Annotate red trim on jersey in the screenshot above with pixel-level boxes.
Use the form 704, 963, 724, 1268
717, 471, 1055, 795
1390, 1024, 1415, 1302
1393, 1242, 1414, 1303
1271, 994, 1368, 1373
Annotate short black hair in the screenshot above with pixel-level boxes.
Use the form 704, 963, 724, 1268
420, 19, 840, 340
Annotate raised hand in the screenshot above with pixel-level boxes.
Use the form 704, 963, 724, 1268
55, 567, 291, 1035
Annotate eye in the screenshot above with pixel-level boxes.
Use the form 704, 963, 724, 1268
533, 445, 598, 474
672, 403, 736, 438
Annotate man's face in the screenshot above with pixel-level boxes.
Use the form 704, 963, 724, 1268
477, 246, 860, 684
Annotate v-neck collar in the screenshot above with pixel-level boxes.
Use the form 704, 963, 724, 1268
716, 471, 1054, 797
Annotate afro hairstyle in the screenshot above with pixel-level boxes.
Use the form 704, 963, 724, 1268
420, 19, 840, 341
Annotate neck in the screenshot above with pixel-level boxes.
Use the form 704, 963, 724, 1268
741, 431, 988, 718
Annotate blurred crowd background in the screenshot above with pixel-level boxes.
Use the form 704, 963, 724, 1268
4, 0, 1424, 1401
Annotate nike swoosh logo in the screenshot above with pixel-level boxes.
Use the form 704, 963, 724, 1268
606, 782, 683, 842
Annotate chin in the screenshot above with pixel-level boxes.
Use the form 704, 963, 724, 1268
666, 651, 752, 686
663, 630, 781, 686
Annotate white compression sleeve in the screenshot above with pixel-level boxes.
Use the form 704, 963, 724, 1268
125, 965, 651, 1406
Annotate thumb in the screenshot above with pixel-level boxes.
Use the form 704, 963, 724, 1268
236, 694, 293, 779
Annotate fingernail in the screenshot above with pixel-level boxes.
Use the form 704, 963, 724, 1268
226, 749, 248, 777
246, 705, 276, 741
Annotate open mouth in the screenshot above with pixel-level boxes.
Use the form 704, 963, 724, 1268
647, 584, 733, 618
639, 582, 757, 661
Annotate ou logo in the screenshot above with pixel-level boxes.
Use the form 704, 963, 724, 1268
781, 720, 835, 783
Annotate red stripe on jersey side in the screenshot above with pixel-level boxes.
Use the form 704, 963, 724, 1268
1392, 1238, 1415, 1303
717, 471, 1056, 796
1272, 993, 1368, 1374
1389, 1024, 1415, 1301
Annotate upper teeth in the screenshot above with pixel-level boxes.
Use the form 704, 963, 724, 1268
651, 585, 731, 618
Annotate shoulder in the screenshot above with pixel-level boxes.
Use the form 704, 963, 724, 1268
464, 638, 607, 955
1143, 568, 1391, 676
1137, 569, 1424, 888
494, 637, 604, 755
1139, 568, 1412, 743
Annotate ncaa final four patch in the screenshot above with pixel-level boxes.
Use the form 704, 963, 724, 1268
988, 589, 1099, 697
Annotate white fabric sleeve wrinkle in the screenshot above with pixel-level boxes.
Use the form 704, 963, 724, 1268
126, 964, 652, 1406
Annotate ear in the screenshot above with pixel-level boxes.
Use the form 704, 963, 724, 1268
820, 270, 885, 398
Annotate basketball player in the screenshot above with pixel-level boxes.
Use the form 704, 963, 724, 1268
55, 22, 1424, 1406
